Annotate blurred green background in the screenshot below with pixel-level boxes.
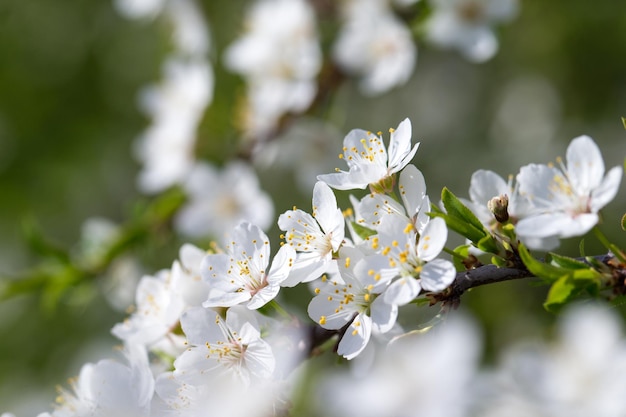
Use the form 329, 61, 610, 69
0, 0, 625, 413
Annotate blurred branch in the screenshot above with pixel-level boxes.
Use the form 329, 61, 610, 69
0, 188, 186, 308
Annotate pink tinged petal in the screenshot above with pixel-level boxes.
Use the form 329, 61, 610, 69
566, 135, 605, 193
384, 276, 421, 306
469, 170, 509, 208
398, 164, 426, 218
203, 290, 252, 309
338, 314, 372, 360
387, 118, 413, 171
419, 259, 456, 292
247, 285, 280, 310
516, 212, 599, 239
417, 217, 448, 261
590, 166, 623, 212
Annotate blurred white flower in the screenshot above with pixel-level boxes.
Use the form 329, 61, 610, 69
224, 0, 321, 139
252, 117, 342, 192
114, 0, 165, 19
476, 303, 626, 417
170, 243, 211, 307
116, 0, 214, 194
134, 58, 213, 193
111, 269, 185, 349
425, 0, 518, 62
42, 345, 154, 417
334, 0, 416, 95
316, 315, 480, 417
174, 161, 274, 240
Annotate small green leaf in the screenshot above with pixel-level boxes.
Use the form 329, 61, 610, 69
441, 188, 486, 235
451, 244, 471, 271
430, 212, 484, 243
491, 255, 507, 267
544, 274, 578, 312
476, 234, 499, 254
549, 253, 590, 270
350, 221, 377, 240
518, 243, 568, 282
621, 213, 626, 231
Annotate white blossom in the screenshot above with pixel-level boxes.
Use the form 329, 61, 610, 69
201, 222, 296, 310
278, 181, 345, 287
333, 0, 416, 95
307, 247, 398, 359
318, 118, 419, 191
515, 135, 622, 247
174, 161, 274, 240
425, 0, 518, 62
224, 0, 321, 139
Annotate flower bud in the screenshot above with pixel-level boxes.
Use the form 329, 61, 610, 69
488, 194, 509, 223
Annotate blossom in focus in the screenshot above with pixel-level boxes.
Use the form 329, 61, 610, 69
174, 306, 275, 386
425, 0, 519, 62
307, 247, 398, 359
333, 0, 417, 95
201, 222, 296, 310
318, 118, 419, 192
278, 181, 345, 287
174, 161, 274, 240
316, 316, 481, 417
515, 135, 622, 247
224, 0, 321, 140
377, 215, 455, 305
355, 164, 430, 231
40, 345, 154, 417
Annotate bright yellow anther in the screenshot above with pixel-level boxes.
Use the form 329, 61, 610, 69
319, 316, 327, 325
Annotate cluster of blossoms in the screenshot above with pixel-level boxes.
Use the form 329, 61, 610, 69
4, 116, 625, 416
463, 135, 622, 251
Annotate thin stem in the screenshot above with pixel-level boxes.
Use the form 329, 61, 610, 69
593, 226, 626, 264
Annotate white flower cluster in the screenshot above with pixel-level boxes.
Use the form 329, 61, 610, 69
115, 0, 214, 194
463, 135, 622, 250
5, 117, 624, 416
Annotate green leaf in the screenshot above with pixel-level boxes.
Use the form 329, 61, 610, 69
544, 274, 578, 312
451, 244, 470, 271
549, 253, 590, 270
518, 243, 568, 282
476, 234, 499, 254
441, 188, 486, 234
622, 116, 626, 130
621, 213, 626, 231
491, 255, 507, 267
350, 221, 377, 240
